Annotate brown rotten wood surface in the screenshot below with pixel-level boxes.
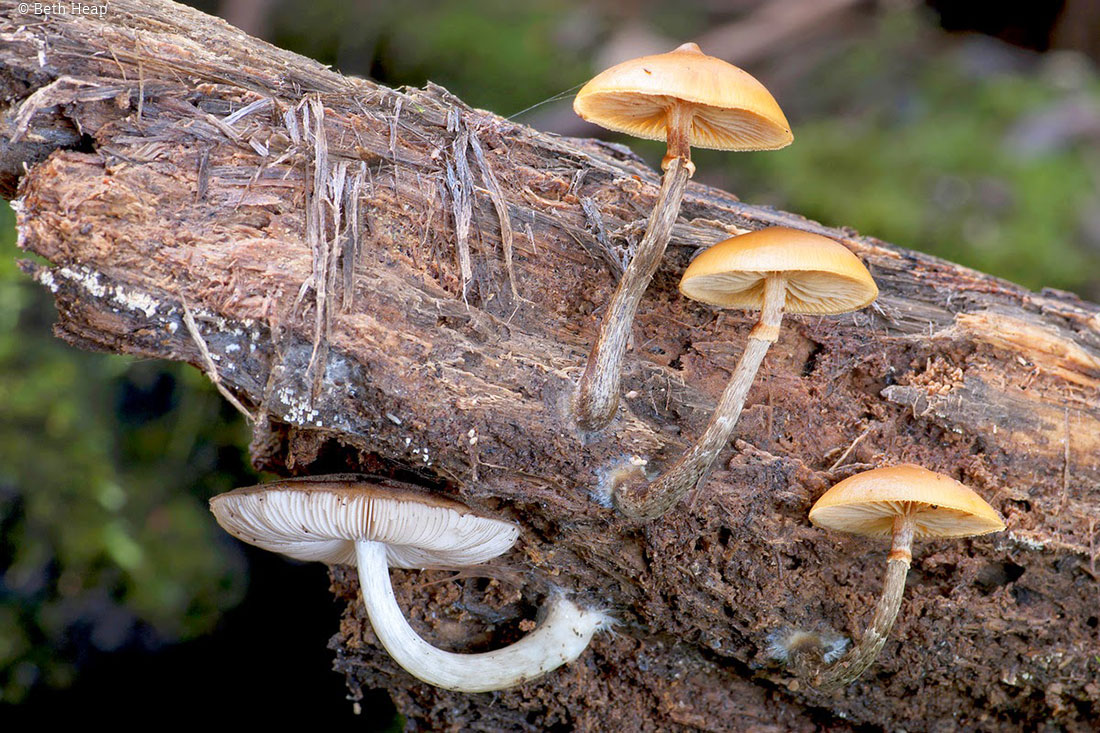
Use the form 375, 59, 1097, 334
2, 1, 1099, 729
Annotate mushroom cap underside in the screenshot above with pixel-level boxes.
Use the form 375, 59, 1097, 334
809, 464, 1006, 539
573, 42, 792, 151
679, 226, 878, 314
209, 475, 519, 568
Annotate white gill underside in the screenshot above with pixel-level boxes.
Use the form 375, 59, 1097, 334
814, 500, 1000, 539
581, 93, 782, 149
683, 270, 870, 314
210, 488, 519, 567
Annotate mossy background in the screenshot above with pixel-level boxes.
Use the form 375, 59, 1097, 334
2, 0, 1097, 725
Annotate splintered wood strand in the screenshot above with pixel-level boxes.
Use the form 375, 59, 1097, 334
341, 163, 366, 312
572, 156, 691, 431
445, 110, 474, 299
469, 130, 519, 300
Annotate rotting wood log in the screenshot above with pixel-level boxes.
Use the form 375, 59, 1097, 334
2, 1, 1099, 729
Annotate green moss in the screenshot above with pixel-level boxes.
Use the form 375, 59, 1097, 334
720, 11, 1100, 293
0, 203, 251, 703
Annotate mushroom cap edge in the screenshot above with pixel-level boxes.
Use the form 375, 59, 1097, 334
808, 464, 1006, 540
679, 226, 879, 315
209, 475, 520, 568
573, 42, 792, 151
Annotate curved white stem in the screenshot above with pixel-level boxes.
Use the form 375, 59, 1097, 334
355, 539, 608, 692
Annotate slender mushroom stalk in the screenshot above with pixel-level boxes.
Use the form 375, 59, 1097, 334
784, 465, 1006, 691
356, 540, 607, 692
209, 475, 610, 693
613, 273, 787, 518
571, 42, 792, 432
662, 100, 698, 175
809, 510, 914, 692
574, 156, 692, 430
612, 228, 878, 521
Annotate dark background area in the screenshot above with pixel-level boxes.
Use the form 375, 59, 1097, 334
2, 0, 1098, 727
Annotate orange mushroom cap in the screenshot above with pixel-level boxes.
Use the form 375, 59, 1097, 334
573, 42, 792, 151
809, 464, 1006, 540
679, 227, 878, 315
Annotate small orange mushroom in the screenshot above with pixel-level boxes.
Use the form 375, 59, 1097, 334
791, 465, 1005, 691
573, 41, 793, 174
612, 227, 878, 520
572, 43, 791, 432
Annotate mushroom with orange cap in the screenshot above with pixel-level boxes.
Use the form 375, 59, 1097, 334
612, 226, 878, 520
209, 474, 609, 693
788, 464, 1005, 691
571, 42, 792, 432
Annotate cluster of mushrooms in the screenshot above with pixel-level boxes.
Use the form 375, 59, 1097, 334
208, 43, 1006, 699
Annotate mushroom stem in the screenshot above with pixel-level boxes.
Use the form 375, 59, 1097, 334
354, 539, 608, 692
806, 510, 915, 692
613, 273, 787, 520
573, 155, 693, 431
661, 100, 697, 175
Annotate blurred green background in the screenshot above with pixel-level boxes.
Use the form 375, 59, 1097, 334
2, 0, 1098, 724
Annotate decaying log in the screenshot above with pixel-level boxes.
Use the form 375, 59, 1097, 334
2, 1, 1099, 729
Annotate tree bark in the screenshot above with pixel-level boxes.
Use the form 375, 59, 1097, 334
2, 1, 1099, 729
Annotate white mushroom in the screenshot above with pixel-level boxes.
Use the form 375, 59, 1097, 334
210, 475, 609, 693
